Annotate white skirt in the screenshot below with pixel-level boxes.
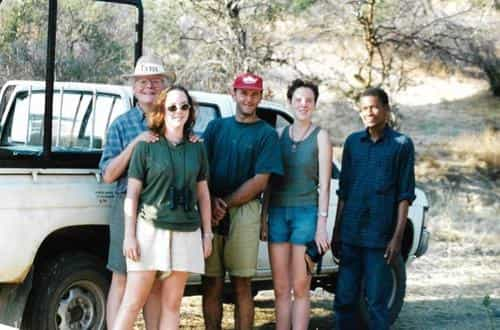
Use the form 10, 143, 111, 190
127, 219, 205, 275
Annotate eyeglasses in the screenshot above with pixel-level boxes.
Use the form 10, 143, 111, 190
135, 78, 164, 88
166, 103, 191, 112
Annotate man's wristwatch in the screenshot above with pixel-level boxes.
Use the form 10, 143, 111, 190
319, 211, 328, 217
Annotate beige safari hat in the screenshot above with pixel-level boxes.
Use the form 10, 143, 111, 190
122, 55, 176, 82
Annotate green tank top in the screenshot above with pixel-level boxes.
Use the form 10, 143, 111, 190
270, 125, 320, 207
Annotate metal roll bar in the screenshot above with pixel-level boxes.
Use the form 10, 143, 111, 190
33, 0, 143, 159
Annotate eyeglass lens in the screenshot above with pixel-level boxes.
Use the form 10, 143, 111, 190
167, 103, 191, 112
136, 78, 163, 88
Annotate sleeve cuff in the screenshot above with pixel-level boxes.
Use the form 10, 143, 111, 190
99, 160, 110, 178
256, 169, 284, 176
127, 174, 143, 182
398, 192, 416, 204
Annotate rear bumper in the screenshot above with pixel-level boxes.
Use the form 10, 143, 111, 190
415, 227, 430, 257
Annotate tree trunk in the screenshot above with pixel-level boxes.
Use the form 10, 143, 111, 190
483, 61, 500, 96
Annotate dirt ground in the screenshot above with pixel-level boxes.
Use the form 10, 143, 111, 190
133, 235, 500, 329
167, 242, 500, 329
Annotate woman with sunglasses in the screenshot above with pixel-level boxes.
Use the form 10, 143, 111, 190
262, 79, 332, 330
112, 86, 212, 330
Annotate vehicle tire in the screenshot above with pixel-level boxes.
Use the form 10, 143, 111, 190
22, 252, 109, 330
359, 256, 406, 326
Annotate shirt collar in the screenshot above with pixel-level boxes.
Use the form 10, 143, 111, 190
159, 136, 186, 148
130, 106, 146, 120
360, 125, 392, 143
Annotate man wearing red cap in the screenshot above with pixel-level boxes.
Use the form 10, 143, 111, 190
202, 73, 284, 329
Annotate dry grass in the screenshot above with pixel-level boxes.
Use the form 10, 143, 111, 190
416, 128, 500, 182
448, 128, 500, 171
415, 128, 500, 249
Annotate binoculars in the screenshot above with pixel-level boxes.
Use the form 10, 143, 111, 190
167, 186, 192, 212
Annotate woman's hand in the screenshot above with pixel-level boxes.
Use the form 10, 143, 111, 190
315, 218, 330, 254
211, 197, 227, 223
203, 233, 213, 258
123, 235, 140, 262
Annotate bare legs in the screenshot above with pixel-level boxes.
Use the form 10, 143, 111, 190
107, 273, 127, 328
202, 276, 224, 330
202, 276, 255, 330
107, 272, 162, 330
112, 271, 188, 330
159, 272, 189, 330
231, 276, 254, 330
112, 271, 156, 330
270, 243, 311, 330
290, 244, 311, 329
144, 280, 162, 329
270, 244, 292, 330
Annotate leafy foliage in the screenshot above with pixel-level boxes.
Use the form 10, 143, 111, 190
0, 0, 135, 85
1, 0, 498, 97
289, 0, 317, 13
0, 0, 48, 84
144, 0, 286, 91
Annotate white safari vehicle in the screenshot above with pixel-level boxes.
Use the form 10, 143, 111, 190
0, 80, 430, 329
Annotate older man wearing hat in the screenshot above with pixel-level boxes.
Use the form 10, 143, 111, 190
201, 73, 284, 329
99, 55, 175, 329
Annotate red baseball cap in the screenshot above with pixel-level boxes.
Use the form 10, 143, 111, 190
233, 73, 263, 91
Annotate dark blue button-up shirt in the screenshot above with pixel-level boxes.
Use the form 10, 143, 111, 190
337, 126, 416, 248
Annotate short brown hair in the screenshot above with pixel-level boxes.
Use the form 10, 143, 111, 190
287, 79, 319, 103
148, 86, 196, 138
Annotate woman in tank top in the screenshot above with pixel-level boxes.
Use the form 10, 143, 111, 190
112, 86, 213, 329
263, 79, 332, 330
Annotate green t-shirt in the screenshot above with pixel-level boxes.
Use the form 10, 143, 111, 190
128, 137, 209, 231
202, 117, 284, 197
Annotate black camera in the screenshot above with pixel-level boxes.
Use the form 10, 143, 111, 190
215, 213, 230, 236
304, 240, 325, 275
167, 186, 192, 212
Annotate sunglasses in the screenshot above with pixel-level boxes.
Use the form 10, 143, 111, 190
166, 103, 191, 112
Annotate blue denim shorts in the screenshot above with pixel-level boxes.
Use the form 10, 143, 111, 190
268, 206, 317, 245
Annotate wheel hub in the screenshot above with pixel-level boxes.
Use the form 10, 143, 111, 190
57, 286, 95, 329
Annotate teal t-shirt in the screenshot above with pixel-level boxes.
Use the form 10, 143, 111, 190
127, 138, 209, 231
202, 117, 284, 197
270, 126, 320, 207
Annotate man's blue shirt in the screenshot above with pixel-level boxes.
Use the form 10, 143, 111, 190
99, 106, 148, 194
202, 116, 284, 197
337, 126, 416, 248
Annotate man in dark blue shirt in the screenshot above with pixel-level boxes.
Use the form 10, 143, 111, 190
332, 87, 416, 330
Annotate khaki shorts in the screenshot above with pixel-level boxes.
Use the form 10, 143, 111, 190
205, 200, 261, 278
127, 220, 205, 276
